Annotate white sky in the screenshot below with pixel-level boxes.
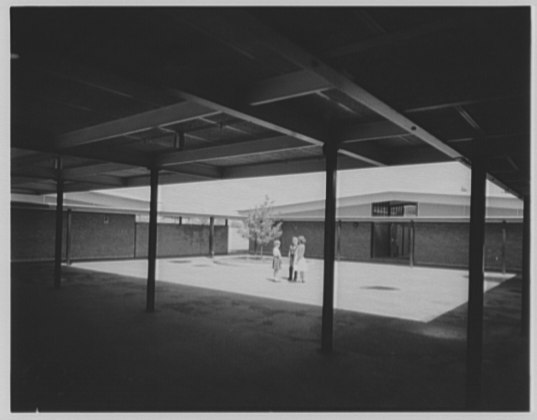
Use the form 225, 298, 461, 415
97, 161, 516, 215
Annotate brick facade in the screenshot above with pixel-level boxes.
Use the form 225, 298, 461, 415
250, 220, 524, 272
135, 223, 228, 258
11, 207, 229, 262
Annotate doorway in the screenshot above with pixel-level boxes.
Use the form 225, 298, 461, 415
372, 223, 411, 260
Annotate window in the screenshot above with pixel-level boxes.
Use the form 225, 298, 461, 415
372, 201, 418, 217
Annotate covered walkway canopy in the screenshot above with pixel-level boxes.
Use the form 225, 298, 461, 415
11, 7, 529, 195
11, 7, 531, 410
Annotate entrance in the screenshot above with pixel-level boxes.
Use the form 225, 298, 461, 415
372, 223, 411, 260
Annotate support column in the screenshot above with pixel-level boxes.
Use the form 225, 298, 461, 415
65, 209, 72, 265
521, 195, 530, 338
409, 220, 415, 268
321, 142, 339, 354
501, 220, 507, 275
465, 155, 487, 410
209, 216, 215, 258
146, 167, 159, 313
54, 157, 64, 289
336, 220, 342, 261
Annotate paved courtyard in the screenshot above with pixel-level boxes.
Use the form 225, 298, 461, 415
74, 256, 513, 322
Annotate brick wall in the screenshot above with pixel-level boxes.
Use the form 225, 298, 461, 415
414, 223, 469, 268
338, 222, 372, 261
504, 223, 523, 271
250, 220, 523, 272
135, 224, 228, 258
484, 223, 504, 271
414, 222, 523, 271
11, 207, 229, 262
70, 212, 135, 260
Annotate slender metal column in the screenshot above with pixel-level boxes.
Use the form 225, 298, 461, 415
521, 195, 530, 337
321, 142, 339, 354
54, 157, 64, 289
146, 167, 159, 313
209, 216, 215, 257
133, 219, 137, 259
336, 220, 342, 261
65, 209, 72, 265
409, 220, 415, 267
465, 155, 487, 410
501, 220, 507, 275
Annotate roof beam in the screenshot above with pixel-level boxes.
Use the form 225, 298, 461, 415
247, 71, 331, 106
404, 93, 526, 114
338, 120, 408, 143
455, 106, 485, 135
158, 67, 384, 167
161, 163, 222, 180
187, 10, 461, 161
383, 145, 453, 166
178, 87, 385, 167
222, 155, 369, 179
56, 101, 220, 149
10, 181, 57, 193
12, 165, 126, 187
170, 77, 325, 147
63, 162, 136, 177
126, 167, 220, 187
156, 135, 313, 167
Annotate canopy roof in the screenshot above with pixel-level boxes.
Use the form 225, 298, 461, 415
11, 7, 530, 197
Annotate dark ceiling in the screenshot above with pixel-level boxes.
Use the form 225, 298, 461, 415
10, 7, 531, 197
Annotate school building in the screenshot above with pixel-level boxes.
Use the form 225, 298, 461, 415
244, 191, 524, 272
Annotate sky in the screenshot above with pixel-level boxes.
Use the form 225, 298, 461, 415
95, 161, 516, 216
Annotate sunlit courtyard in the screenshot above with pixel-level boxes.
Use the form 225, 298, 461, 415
73, 256, 514, 323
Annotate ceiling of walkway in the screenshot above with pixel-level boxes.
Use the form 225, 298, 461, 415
11, 7, 530, 197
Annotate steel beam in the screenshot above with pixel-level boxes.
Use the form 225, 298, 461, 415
209, 10, 462, 160
247, 70, 330, 105
56, 101, 219, 149
465, 153, 487, 409
146, 167, 159, 313
321, 142, 339, 354
156, 135, 311, 167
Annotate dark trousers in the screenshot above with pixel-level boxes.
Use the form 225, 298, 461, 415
289, 263, 297, 281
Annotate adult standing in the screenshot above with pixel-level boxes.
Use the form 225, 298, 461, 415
288, 236, 298, 282
294, 236, 307, 283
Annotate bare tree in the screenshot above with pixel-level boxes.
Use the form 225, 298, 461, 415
240, 195, 283, 259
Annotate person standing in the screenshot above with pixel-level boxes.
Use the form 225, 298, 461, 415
272, 240, 282, 281
294, 236, 307, 283
288, 236, 298, 282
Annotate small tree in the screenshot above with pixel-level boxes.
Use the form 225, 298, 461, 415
240, 195, 283, 258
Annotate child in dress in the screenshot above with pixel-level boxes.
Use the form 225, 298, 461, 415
272, 240, 282, 281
